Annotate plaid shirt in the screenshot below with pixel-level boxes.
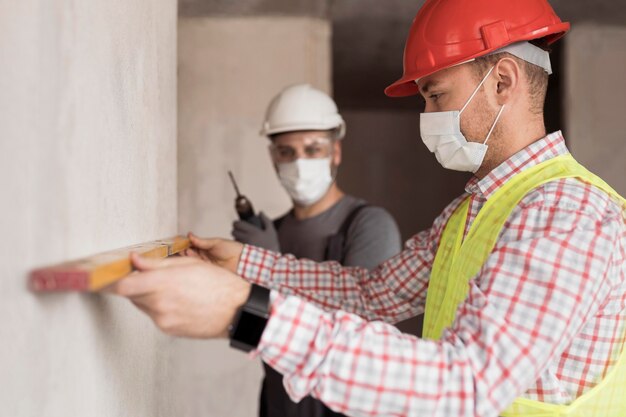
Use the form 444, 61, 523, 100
237, 132, 626, 417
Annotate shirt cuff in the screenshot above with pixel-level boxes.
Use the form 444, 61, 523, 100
269, 289, 279, 305
236, 244, 280, 286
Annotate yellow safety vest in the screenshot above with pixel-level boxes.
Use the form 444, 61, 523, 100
423, 154, 626, 416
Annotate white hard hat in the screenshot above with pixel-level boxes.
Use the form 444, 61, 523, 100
260, 84, 346, 139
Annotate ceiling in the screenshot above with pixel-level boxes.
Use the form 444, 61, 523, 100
179, 0, 626, 109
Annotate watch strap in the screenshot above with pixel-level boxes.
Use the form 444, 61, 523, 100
229, 284, 271, 352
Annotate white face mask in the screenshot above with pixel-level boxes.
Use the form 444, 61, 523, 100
419, 65, 506, 173
277, 158, 333, 206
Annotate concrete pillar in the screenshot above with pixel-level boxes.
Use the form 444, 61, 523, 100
0, 0, 179, 416
176, 13, 332, 417
565, 24, 626, 195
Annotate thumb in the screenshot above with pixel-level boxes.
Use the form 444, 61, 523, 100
130, 252, 199, 271
188, 232, 222, 250
259, 212, 274, 229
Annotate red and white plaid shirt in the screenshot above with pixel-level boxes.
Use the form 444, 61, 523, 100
237, 132, 626, 417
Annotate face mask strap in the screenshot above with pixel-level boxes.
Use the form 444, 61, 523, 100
327, 154, 339, 185
483, 104, 506, 145
460, 65, 496, 115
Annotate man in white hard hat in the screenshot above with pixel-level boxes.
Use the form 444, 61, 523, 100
111, 1, 626, 416
232, 84, 402, 417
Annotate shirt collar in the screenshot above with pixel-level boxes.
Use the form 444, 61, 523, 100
465, 131, 570, 199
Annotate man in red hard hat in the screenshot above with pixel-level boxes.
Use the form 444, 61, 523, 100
111, 1, 626, 416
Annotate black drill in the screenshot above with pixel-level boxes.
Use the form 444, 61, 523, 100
228, 171, 264, 229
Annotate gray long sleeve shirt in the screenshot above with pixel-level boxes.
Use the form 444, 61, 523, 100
275, 195, 402, 269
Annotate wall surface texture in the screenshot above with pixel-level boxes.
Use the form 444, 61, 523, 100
177, 16, 331, 417
0, 1, 179, 416
565, 24, 626, 195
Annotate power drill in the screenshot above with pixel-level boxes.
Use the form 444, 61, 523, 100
228, 171, 264, 229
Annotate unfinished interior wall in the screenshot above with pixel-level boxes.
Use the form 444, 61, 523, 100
0, 1, 178, 416
177, 15, 331, 417
565, 24, 626, 195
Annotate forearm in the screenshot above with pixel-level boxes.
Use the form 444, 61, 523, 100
257, 296, 484, 417
237, 244, 428, 322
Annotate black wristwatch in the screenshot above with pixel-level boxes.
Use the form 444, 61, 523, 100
229, 284, 271, 352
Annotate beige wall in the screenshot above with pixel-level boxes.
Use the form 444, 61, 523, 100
176, 16, 331, 417
0, 1, 179, 416
565, 24, 626, 195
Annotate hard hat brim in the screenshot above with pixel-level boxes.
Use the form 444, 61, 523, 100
261, 121, 346, 140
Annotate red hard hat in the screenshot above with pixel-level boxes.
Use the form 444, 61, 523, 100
385, 0, 570, 97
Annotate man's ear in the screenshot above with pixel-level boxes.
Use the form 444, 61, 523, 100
333, 141, 342, 166
493, 57, 520, 106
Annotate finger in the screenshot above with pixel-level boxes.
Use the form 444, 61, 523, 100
129, 292, 164, 310
232, 220, 258, 233
100, 268, 142, 294
182, 248, 200, 258
131, 299, 154, 315
188, 233, 221, 250
109, 271, 164, 297
232, 230, 248, 242
131, 252, 198, 271
184, 248, 212, 262
260, 212, 277, 231
259, 211, 272, 227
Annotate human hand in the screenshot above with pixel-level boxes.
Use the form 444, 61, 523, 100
109, 253, 251, 338
232, 212, 280, 252
183, 233, 244, 273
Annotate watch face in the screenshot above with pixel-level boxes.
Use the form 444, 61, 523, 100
231, 310, 267, 349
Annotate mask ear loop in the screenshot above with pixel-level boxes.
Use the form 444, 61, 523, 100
460, 65, 496, 115
483, 104, 506, 145
457, 64, 506, 145
328, 146, 339, 184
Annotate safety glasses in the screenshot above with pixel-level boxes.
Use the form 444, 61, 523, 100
268, 137, 333, 164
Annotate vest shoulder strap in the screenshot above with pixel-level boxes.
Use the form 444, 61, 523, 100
325, 204, 370, 262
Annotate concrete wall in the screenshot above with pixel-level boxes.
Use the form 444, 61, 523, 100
565, 24, 626, 195
177, 16, 331, 417
0, 1, 178, 416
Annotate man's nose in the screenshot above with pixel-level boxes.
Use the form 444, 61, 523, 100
424, 102, 436, 113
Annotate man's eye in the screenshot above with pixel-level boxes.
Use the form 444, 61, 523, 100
305, 147, 322, 155
430, 93, 442, 101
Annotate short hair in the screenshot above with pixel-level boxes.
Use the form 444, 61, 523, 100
472, 52, 549, 115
